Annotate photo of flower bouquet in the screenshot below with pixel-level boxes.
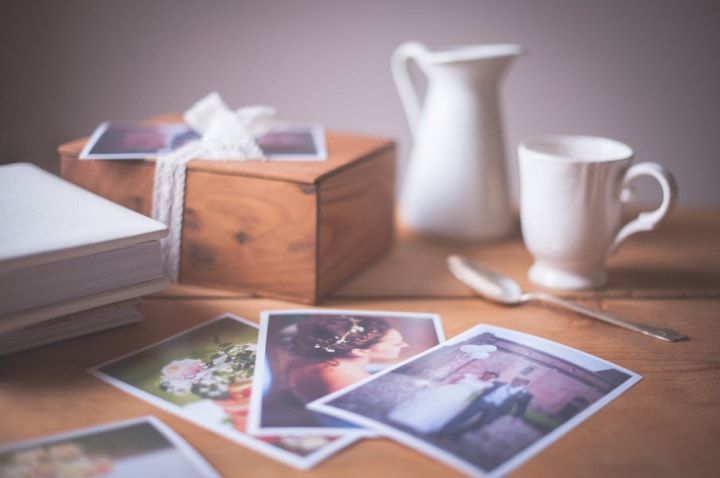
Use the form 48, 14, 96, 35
160, 341, 256, 397
95, 316, 257, 409
90, 314, 362, 470
158, 340, 256, 430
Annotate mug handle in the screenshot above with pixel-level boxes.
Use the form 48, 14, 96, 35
391, 41, 428, 139
608, 162, 678, 254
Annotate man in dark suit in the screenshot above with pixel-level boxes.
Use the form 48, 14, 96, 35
437, 377, 533, 437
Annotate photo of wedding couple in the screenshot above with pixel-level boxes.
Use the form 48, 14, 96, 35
310, 325, 640, 477
386, 371, 533, 438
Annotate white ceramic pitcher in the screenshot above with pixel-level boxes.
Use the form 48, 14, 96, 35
392, 41, 523, 240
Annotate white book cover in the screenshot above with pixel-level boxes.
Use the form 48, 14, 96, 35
0, 163, 167, 273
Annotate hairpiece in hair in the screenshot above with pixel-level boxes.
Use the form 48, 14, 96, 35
312, 317, 365, 353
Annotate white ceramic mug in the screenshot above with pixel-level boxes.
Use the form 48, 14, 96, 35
518, 135, 678, 290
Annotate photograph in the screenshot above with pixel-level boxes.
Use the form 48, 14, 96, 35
79, 122, 200, 159
0, 416, 219, 478
309, 325, 641, 478
79, 121, 326, 161
255, 124, 327, 160
89, 314, 362, 470
248, 309, 445, 435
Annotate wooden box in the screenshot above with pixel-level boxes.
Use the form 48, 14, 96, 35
58, 119, 395, 304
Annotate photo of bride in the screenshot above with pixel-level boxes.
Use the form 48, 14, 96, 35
387, 371, 500, 434
285, 315, 410, 402
248, 309, 444, 435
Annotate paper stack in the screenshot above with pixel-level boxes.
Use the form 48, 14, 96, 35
0, 163, 169, 355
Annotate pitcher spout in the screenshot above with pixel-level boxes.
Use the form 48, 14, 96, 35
423, 43, 524, 65
417, 44, 523, 87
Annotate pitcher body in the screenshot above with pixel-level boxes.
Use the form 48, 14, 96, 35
392, 42, 522, 241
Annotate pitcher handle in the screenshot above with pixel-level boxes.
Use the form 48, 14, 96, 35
608, 162, 678, 254
391, 41, 427, 139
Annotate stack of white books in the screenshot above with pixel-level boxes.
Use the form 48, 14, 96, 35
0, 163, 169, 356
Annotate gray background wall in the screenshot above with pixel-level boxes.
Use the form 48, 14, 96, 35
2, 0, 718, 205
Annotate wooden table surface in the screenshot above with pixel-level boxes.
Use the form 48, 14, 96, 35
2, 209, 719, 477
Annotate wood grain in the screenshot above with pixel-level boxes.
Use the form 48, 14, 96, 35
59, 156, 155, 216
59, 126, 396, 303
332, 208, 720, 300
317, 148, 395, 298
1, 296, 718, 477
47, 124, 720, 476
179, 169, 317, 302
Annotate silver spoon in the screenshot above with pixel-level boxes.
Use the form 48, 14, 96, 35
447, 254, 687, 342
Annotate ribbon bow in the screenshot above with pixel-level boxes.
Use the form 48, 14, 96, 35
151, 92, 277, 280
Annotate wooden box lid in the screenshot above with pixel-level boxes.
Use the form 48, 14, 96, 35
58, 114, 395, 185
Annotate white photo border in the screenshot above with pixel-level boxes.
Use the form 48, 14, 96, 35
79, 121, 111, 159
308, 324, 642, 478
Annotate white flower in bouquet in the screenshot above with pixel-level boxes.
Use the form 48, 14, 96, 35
159, 341, 256, 400
161, 358, 205, 379
159, 358, 206, 395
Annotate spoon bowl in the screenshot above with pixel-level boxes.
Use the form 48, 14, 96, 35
447, 255, 524, 304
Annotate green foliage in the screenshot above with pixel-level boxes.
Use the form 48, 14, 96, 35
523, 410, 562, 433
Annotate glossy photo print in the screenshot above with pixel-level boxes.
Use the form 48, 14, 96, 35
80, 121, 326, 161
89, 314, 361, 470
80, 122, 200, 159
255, 124, 327, 160
248, 309, 445, 435
0, 417, 219, 478
309, 325, 641, 478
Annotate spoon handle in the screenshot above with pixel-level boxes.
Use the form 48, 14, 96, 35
523, 292, 687, 342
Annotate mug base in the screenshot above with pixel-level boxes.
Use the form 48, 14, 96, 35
528, 262, 606, 290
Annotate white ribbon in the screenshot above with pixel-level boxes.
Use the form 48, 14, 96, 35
151, 92, 276, 280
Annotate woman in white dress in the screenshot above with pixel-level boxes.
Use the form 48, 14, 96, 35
386, 371, 499, 434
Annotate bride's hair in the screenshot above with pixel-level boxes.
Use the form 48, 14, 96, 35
291, 315, 391, 359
